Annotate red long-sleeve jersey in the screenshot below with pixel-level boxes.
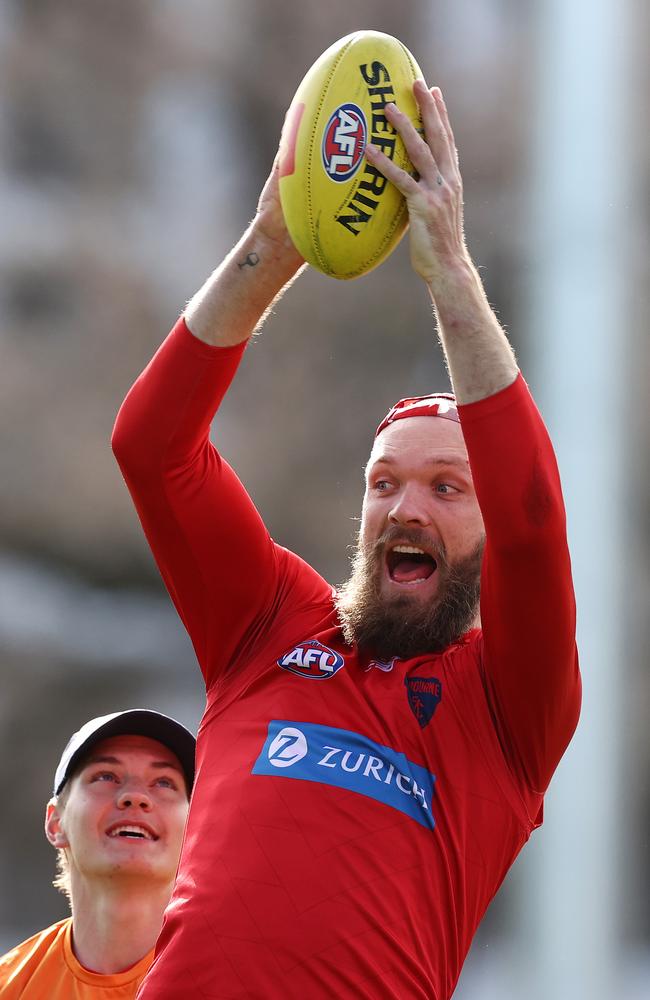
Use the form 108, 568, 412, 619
113, 318, 580, 1000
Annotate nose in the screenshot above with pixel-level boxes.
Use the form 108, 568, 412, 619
388, 484, 432, 527
116, 785, 152, 811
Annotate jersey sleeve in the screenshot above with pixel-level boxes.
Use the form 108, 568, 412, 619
112, 317, 329, 689
458, 374, 581, 796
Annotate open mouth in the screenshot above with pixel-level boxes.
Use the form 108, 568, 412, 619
106, 824, 158, 842
386, 545, 437, 585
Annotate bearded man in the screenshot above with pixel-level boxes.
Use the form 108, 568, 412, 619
113, 82, 581, 1000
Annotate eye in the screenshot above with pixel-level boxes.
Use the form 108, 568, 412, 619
435, 482, 459, 495
91, 770, 118, 784
154, 775, 178, 790
372, 478, 393, 492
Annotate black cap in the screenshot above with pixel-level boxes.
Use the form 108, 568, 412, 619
53, 709, 196, 796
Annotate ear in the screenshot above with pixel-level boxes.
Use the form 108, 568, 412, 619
45, 797, 69, 849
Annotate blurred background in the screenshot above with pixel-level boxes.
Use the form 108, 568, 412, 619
0, 1, 647, 997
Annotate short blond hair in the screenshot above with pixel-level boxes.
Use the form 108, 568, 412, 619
50, 787, 72, 905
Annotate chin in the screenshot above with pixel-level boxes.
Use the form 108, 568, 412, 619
382, 580, 440, 605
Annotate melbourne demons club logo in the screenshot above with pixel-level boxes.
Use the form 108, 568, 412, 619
405, 676, 442, 729
321, 103, 367, 181
277, 640, 345, 680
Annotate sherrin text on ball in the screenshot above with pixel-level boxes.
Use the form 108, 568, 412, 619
278, 30, 424, 280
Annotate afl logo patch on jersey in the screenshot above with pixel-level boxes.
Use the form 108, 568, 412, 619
322, 103, 367, 181
405, 676, 442, 728
278, 640, 345, 680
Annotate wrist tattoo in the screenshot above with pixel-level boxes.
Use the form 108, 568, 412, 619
238, 252, 260, 269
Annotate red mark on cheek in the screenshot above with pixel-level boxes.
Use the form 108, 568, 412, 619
278, 102, 305, 178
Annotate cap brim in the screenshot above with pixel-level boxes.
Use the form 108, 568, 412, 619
54, 709, 195, 796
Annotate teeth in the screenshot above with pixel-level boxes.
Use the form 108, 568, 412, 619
392, 545, 426, 555
108, 825, 154, 841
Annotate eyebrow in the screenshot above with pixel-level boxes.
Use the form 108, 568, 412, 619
83, 754, 183, 775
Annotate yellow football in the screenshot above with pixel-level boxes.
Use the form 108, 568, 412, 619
278, 30, 424, 280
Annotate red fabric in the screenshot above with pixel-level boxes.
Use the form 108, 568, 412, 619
113, 318, 580, 1000
375, 392, 459, 437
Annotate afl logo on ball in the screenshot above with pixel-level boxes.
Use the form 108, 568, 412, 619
322, 103, 367, 181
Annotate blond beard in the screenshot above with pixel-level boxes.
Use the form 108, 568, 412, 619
335, 528, 484, 659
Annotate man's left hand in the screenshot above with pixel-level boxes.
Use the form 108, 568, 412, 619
365, 81, 471, 292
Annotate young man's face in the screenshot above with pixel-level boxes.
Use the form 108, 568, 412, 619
337, 415, 485, 658
46, 734, 189, 889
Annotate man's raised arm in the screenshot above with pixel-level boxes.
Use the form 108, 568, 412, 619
367, 81, 580, 794
111, 160, 320, 687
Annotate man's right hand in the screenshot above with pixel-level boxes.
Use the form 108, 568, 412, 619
253, 152, 305, 270
184, 142, 305, 348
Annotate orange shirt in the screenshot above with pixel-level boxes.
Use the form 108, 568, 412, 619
0, 918, 153, 999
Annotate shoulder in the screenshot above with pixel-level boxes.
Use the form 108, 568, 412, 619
0, 918, 69, 987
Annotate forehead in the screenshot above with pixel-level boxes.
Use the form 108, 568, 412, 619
368, 415, 469, 468
81, 734, 182, 769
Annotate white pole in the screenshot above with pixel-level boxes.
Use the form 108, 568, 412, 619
518, 0, 632, 997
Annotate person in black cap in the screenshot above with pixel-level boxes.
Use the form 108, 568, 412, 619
0, 710, 195, 999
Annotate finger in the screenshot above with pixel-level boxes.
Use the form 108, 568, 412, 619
429, 88, 452, 147
384, 101, 439, 186
414, 79, 455, 178
430, 87, 459, 170
364, 141, 421, 198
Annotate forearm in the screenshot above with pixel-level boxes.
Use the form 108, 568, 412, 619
428, 256, 518, 405
185, 217, 305, 347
